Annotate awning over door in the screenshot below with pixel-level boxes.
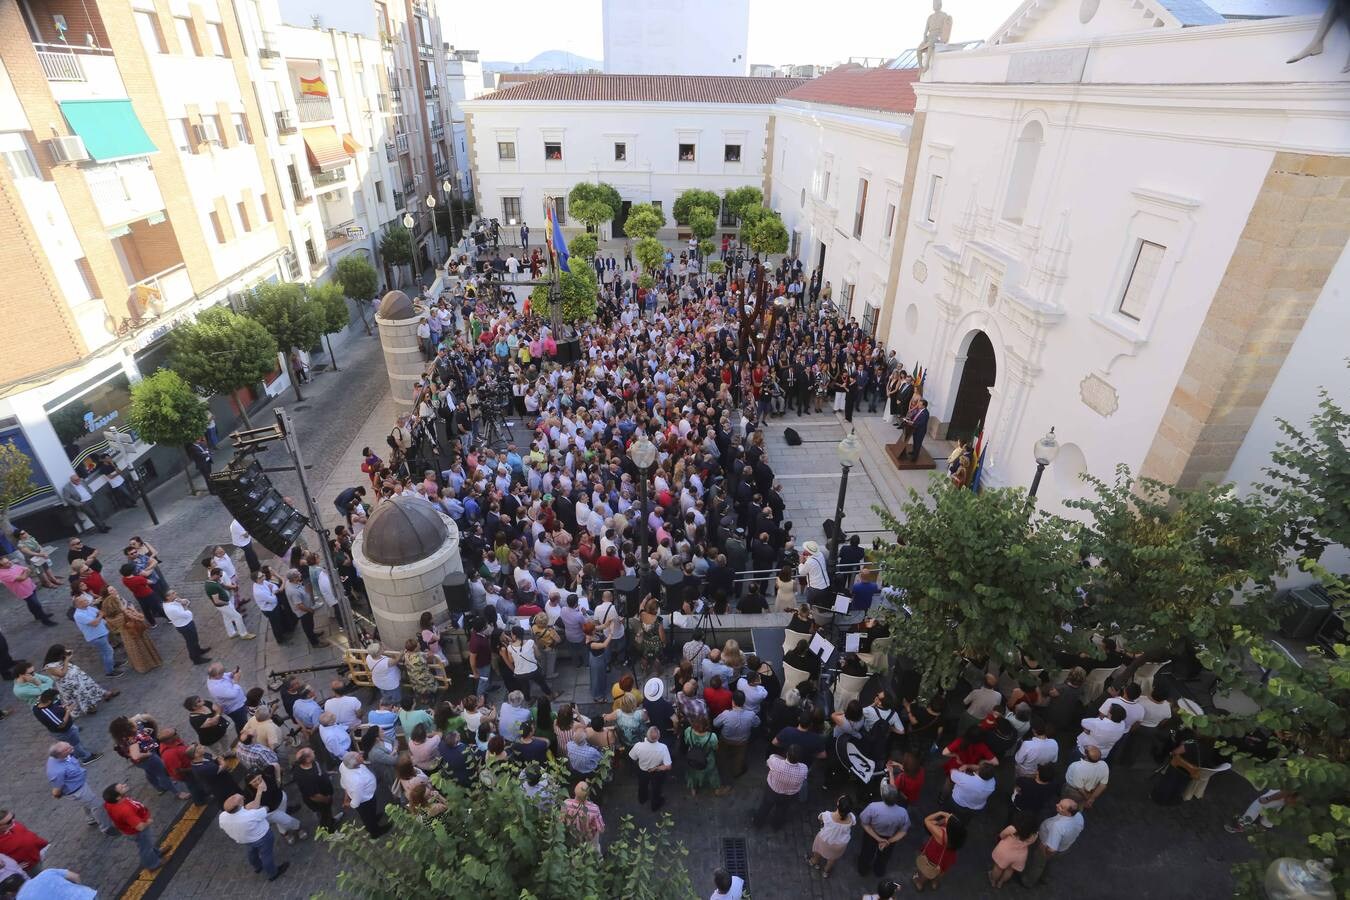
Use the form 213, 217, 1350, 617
58, 99, 157, 162
303, 126, 348, 172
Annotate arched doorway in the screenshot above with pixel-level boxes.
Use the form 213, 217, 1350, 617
946, 331, 996, 440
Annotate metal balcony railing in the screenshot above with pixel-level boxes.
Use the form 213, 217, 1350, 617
296, 96, 333, 123
311, 168, 345, 188
275, 110, 297, 135
385, 142, 396, 162
36, 49, 83, 81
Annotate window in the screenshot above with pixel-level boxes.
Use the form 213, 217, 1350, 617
800, 187, 805, 209
820, 168, 831, 200
554, 197, 566, 225
168, 119, 191, 152
651, 200, 662, 215
497, 141, 515, 161
375, 181, 385, 202
501, 196, 522, 223
205, 115, 223, 143
1117, 240, 1165, 321
1002, 120, 1043, 224
205, 22, 227, 57
841, 282, 855, 317
305, 237, 320, 266
614, 142, 626, 161
237, 200, 252, 232
925, 174, 944, 223
232, 113, 250, 144
720, 198, 737, 227
261, 193, 273, 222
853, 177, 869, 239
0, 136, 38, 180
133, 11, 166, 53
174, 17, 200, 56
884, 202, 897, 239
544, 141, 562, 161
209, 209, 226, 243
724, 143, 741, 163
862, 303, 878, 338
678, 143, 695, 162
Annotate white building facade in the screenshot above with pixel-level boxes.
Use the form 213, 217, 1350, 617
463, 74, 805, 242
602, 0, 749, 76
882, 1, 1350, 512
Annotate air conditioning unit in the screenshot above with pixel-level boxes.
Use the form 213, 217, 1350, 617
46, 135, 89, 164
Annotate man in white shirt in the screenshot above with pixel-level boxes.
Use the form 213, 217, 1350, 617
710, 867, 745, 900
948, 761, 997, 816
318, 712, 352, 759
229, 519, 260, 573
1014, 720, 1059, 777
339, 752, 388, 837
1024, 798, 1084, 886
1127, 685, 1174, 767
592, 590, 627, 665
1076, 705, 1129, 757
735, 673, 769, 717
627, 727, 672, 812
797, 541, 830, 605
1100, 681, 1147, 762
161, 591, 211, 664
365, 643, 403, 704
1064, 745, 1109, 809
207, 663, 249, 733
323, 681, 363, 727
219, 777, 288, 881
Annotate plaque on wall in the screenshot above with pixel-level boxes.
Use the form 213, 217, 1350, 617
1079, 373, 1119, 418
913, 259, 928, 284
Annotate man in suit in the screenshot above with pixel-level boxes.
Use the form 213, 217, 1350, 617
519, 222, 529, 248
894, 374, 915, 427
60, 475, 110, 534
906, 400, 931, 462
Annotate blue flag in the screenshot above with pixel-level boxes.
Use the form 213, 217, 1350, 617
547, 200, 569, 273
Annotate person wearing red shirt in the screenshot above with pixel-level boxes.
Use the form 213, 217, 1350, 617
886, 751, 927, 807
103, 782, 162, 871
0, 811, 48, 872
119, 563, 162, 626
595, 550, 623, 583
703, 676, 733, 720
939, 728, 996, 800
157, 729, 204, 804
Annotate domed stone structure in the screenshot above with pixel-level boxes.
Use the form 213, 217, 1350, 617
361, 495, 448, 566
351, 497, 463, 648
374, 289, 423, 410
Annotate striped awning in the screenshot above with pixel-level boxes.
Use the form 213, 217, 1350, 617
303, 126, 347, 172
341, 133, 361, 155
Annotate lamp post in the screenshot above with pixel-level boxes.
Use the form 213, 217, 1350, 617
827, 429, 863, 585
401, 213, 416, 284
453, 170, 470, 244
630, 433, 657, 590
425, 194, 439, 271
1027, 426, 1059, 505
441, 178, 455, 245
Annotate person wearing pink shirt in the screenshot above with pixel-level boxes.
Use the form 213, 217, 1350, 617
0, 556, 56, 626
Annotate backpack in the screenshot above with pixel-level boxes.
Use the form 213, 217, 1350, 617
684, 734, 710, 770
860, 707, 896, 762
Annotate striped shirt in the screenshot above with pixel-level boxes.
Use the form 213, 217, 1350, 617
765, 754, 810, 795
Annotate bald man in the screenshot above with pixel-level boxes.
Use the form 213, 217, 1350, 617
218, 776, 288, 882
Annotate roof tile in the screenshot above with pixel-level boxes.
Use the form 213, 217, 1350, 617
479, 73, 810, 105
780, 64, 921, 115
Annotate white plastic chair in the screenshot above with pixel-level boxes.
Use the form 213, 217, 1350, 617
858, 637, 892, 675
782, 662, 811, 698
783, 632, 809, 657
1082, 667, 1121, 705
1184, 762, 1232, 801
833, 672, 869, 711
1132, 660, 1170, 697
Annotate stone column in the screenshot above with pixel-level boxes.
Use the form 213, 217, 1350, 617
352, 514, 464, 648
375, 290, 422, 412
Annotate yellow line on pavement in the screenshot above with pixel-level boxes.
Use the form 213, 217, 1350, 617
117, 802, 206, 900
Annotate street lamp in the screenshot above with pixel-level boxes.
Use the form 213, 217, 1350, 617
828, 429, 863, 584
454, 169, 470, 239
630, 434, 657, 589
1027, 426, 1059, 504
425, 194, 440, 270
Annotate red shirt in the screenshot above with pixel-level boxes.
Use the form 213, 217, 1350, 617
942, 738, 996, 774
0, 822, 48, 871
160, 738, 193, 781
105, 797, 151, 836
704, 686, 733, 719
121, 574, 154, 599
596, 555, 623, 582
81, 570, 108, 595
922, 832, 958, 873
893, 767, 926, 806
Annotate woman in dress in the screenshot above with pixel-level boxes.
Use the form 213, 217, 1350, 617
635, 597, 665, 681
393, 752, 429, 803
605, 692, 647, 751
11, 660, 56, 707
109, 715, 185, 797
989, 813, 1039, 888
774, 564, 798, 612
913, 811, 966, 892
402, 638, 438, 706
681, 714, 720, 798
418, 611, 446, 664
42, 644, 116, 717
807, 795, 857, 878
102, 585, 160, 673
585, 621, 612, 704
14, 530, 60, 588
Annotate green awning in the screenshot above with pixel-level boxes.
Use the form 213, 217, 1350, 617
58, 99, 157, 162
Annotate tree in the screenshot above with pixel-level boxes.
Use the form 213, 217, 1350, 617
1066, 464, 1290, 663
688, 209, 717, 243
567, 232, 598, 261
873, 479, 1087, 692
698, 239, 717, 259
0, 441, 35, 538
530, 265, 599, 325
126, 370, 209, 495
633, 237, 666, 275
244, 282, 324, 401
379, 223, 413, 286
568, 182, 622, 234
309, 282, 351, 371
672, 189, 720, 226
707, 259, 726, 275
324, 758, 693, 900
638, 273, 655, 291
335, 254, 379, 335
169, 307, 278, 427
745, 210, 789, 256
623, 203, 665, 240
723, 185, 763, 222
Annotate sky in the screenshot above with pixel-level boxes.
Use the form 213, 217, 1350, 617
450, 0, 1026, 68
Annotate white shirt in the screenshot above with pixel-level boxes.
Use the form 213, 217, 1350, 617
218, 805, 270, 844
861, 704, 905, 735
208, 672, 246, 713
798, 554, 829, 590
1014, 735, 1059, 777
325, 695, 363, 728
229, 520, 252, 548
627, 739, 672, 772
368, 655, 400, 690
710, 874, 745, 900
508, 641, 539, 676
950, 770, 997, 811
1076, 716, 1129, 755
340, 762, 378, 805
1039, 812, 1085, 853
251, 579, 278, 612
320, 723, 352, 759
963, 686, 1003, 719
1100, 697, 1145, 731
736, 678, 769, 715
162, 599, 193, 628
1065, 759, 1110, 792
1137, 696, 1172, 728
212, 552, 237, 584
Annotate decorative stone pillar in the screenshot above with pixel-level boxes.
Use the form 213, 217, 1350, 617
351, 496, 463, 648
374, 289, 422, 411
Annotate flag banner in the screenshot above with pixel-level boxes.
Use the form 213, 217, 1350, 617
546, 198, 570, 273
299, 75, 328, 97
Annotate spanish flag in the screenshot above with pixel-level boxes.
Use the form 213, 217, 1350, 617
299, 75, 328, 98
971, 438, 989, 493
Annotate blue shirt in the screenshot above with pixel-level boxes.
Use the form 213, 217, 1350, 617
19, 870, 97, 900
851, 580, 881, 612
46, 755, 87, 795
72, 606, 108, 642
292, 698, 322, 729
566, 739, 601, 774
367, 709, 398, 742
499, 704, 532, 742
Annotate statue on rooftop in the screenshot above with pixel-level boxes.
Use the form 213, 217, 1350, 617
1286, 0, 1350, 73
916, 0, 954, 72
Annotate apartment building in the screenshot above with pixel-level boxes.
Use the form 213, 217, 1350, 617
0, 0, 290, 518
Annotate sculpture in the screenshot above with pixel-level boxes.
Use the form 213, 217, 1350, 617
1286, 0, 1350, 72
916, 0, 954, 72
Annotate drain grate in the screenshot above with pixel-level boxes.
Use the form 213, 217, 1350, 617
722, 836, 749, 885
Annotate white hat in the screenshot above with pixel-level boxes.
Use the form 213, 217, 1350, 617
643, 678, 665, 701
802, 540, 820, 555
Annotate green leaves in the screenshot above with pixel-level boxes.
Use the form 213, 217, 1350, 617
634, 237, 666, 275
688, 210, 716, 242
568, 183, 623, 227
126, 369, 208, 447
379, 223, 413, 267
244, 281, 324, 355
623, 203, 665, 240
309, 282, 352, 335
568, 232, 598, 261
169, 307, 278, 396
672, 189, 720, 226
529, 266, 599, 324
744, 211, 789, 255
723, 186, 764, 222
0, 440, 35, 518
335, 254, 379, 301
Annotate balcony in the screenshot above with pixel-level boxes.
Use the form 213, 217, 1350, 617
390, 86, 402, 105
258, 32, 281, 65
84, 159, 165, 229
377, 93, 389, 112
418, 44, 434, 60
423, 85, 439, 99
127, 264, 191, 324
434, 161, 450, 179
326, 219, 357, 251
289, 172, 310, 205
296, 96, 333, 123
393, 190, 404, 211
402, 177, 416, 199
395, 132, 410, 154
34, 43, 113, 83
275, 110, 297, 135
430, 123, 444, 140
385, 142, 396, 162
379, 31, 393, 50
311, 168, 346, 190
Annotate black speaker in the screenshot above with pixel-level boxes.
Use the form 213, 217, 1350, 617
210, 461, 309, 555
1279, 586, 1332, 640
784, 427, 802, 446
442, 571, 470, 616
